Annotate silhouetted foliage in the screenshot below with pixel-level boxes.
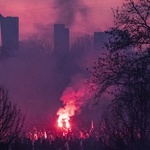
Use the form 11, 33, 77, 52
89, 0, 150, 149
91, 45, 150, 150
70, 35, 93, 56
20, 34, 53, 55
0, 86, 25, 144
105, 0, 150, 52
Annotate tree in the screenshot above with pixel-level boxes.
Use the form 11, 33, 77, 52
0, 86, 25, 145
90, 49, 150, 149
106, 0, 150, 52
89, 0, 150, 149
70, 34, 93, 56
20, 34, 53, 55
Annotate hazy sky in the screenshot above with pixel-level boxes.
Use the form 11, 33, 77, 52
0, 0, 124, 129
0, 0, 123, 39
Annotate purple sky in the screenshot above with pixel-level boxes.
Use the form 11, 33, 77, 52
0, 0, 124, 129
0, 0, 123, 39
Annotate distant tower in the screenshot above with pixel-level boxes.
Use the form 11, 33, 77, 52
94, 32, 108, 50
0, 15, 19, 55
54, 24, 69, 55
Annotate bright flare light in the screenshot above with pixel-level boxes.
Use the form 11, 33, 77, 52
57, 112, 70, 129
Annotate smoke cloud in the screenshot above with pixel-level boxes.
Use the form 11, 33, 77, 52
57, 75, 92, 118
54, 0, 89, 27
0, 0, 116, 128
0, 35, 108, 129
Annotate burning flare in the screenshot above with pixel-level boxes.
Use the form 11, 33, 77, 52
57, 77, 93, 130
57, 109, 70, 129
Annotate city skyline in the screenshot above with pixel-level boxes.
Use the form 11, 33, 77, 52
0, 14, 108, 55
0, 0, 123, 39
0, 18, 108, 127
0, 0, 122, 128
0, 1, 150, 149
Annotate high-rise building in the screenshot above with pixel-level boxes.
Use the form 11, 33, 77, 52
54, 24, 69, 55
0, 15, 19, 55
94, 32, 108, 50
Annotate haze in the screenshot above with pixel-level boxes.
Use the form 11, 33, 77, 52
0, 0, 123, 129
0, 0, 123, 39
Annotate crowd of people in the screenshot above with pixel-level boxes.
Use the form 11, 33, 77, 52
11, 135, 104, 150
0, 129, 105, 150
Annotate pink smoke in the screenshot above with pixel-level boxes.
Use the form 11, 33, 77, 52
57, 75, 93, 120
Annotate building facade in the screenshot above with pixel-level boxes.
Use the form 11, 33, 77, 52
94, 32, 108, 51
54, 24, 69, 55
0, 14, 19, 55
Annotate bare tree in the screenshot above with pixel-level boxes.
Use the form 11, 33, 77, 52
90, 46, 150, 150
70, 34, 93, 57
105, 0, 150, 52
0, 86, 25, 144
20, 34, 53, 55
89, 1, 150, 149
